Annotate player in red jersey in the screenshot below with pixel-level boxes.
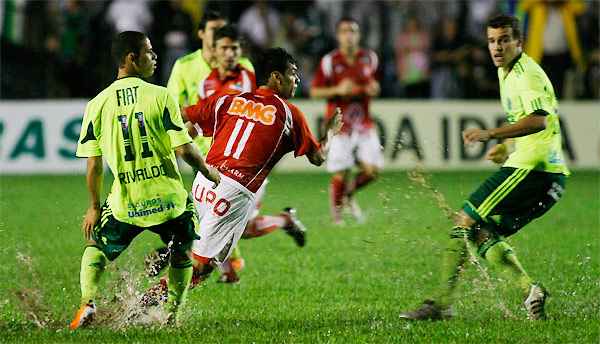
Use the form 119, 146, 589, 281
140, 48, 342, 305
310, 17, 382, 225
191, 26, 311, 282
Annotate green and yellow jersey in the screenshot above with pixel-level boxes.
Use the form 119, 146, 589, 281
167, 48, 253, 154
498, 52, 570, 175
76, 77, 193, 227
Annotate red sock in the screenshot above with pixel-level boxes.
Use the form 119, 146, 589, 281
348, 172, 375, 196
242, 215, 285, 238
330, 175, 345, 220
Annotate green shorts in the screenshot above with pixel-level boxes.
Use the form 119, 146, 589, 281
90, 199, 198, 261
463, 167, 566, 237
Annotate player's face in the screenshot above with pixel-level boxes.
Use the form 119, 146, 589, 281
133, 38, 157, 78
280, 62, 299, 99
215, 37, 241, 71
199, 19, 226, 50
487, 27, 522, 68
336, 21, 360, 50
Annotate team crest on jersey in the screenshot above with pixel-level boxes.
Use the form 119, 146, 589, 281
227, 97, 276, 125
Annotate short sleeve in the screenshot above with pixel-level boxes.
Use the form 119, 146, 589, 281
184, 94, 229, 137
289, 103, 320, 157
519, 72, 553, 116
76, 102, 102, 157
166, 60, 186, 107
164, 93, 193, 149
311, 56, 329, 88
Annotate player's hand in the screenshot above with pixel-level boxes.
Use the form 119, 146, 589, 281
336, 79, 355, 97
462, 128, 491, 144
485, 143, 509, 164
205, 165, 221, 189
328, 108, 344, 135
82, 206, 101, 241
365, 80, 380, 97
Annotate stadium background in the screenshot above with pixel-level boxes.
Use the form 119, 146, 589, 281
0, 1, 599, 343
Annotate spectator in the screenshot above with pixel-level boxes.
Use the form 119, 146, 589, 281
105, 0, 152, 33
394, 17, 430, 98
430, 17, 467, 98
239, 0, 280, 52
520, 0, 587, 98
150, 0, 195, 85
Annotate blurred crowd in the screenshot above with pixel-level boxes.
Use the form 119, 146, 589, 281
1, 0, 598, 99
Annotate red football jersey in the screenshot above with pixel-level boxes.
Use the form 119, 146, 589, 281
185, 88, 320, 193
312, 49, 378, 133
197, 65, 256, 99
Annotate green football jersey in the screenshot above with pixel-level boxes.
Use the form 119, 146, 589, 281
167, 49, 254, 155
498, 53, 570, 175
76, 77, 193, 227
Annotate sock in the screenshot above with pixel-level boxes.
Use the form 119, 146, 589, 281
79, 246, 108, 305
329, 175, 345, 220
166, 260, 193, 314
347, 172, 375, 196
242, 215, 286, 238
484, 241, 533, 295
437, 226, 470, 308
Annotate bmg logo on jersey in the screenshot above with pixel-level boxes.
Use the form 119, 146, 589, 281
227, 97, 276, 125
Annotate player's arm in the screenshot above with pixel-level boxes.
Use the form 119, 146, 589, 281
307, 108, 343, 166
310, 79, 355, 98
82, 156, 103, 241
463, 111, 547, 144
175, 143, 220, 187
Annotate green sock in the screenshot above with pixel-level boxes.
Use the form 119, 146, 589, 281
484, 241, 533, 295
80, 246, 108, 305
166, 260, 193, 315
437, 226, 469, 307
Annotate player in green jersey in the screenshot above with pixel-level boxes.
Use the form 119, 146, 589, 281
400, 14, 568, 321
69, 31, 220, 330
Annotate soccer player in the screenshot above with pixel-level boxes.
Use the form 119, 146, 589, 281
147, 25, 308, 284
400, 14, 569, 321
196, 25, 308, 267
69, 31, 220, 330
142, 48, 342, 304
310, 17, 382, 225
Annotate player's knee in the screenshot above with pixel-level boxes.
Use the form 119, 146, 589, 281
454, 210, 476, 228
169, 249, 191, 268
473, 224, 501, 258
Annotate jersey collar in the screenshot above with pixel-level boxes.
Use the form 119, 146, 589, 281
256, 87, 276, 97
502, 52, 524, 79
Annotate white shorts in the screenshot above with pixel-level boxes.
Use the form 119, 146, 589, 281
191, 173, 255, 264
326, 128, 384, 173
251, 178, 268, 219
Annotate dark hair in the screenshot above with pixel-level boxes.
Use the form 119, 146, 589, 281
486, 14, 521, 39
199, 10, 226, 31
254, 48, 297, 86
213, 25, 240, 45
111, 31, 147, 67
336, 17, 359, 31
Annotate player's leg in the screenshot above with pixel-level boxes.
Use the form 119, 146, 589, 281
349, 128, 383, 196
159, 201, 199, 322
326, 133, 354, 224
70, 204, 143, 330
479, 171, 566, 319
401, 168, 532, 320
346, 128, 383, 222
142, 172, 256, 303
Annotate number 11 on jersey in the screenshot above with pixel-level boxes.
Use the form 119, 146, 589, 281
224, 119, 255, 159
